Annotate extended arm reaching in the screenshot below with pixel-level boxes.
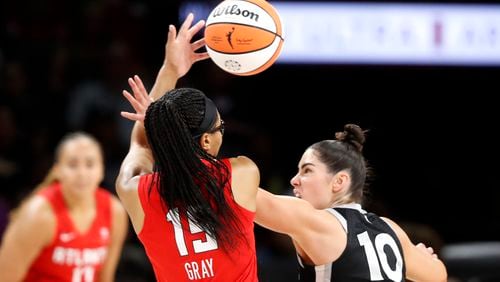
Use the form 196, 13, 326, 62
149, 12, 209, 100
115, 13, 210, 233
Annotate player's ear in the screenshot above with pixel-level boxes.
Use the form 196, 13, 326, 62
332, 170, 350, 193
199, 133, 211, 152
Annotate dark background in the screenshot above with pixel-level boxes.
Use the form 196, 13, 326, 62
1, 0, 499, 280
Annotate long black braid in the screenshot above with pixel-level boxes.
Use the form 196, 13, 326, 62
144, 88, 243, 251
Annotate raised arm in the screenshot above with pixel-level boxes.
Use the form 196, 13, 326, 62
115, 13, 209, 232
120, 12, 209, 123
149, 12, 209, 100
115, 76, 155, 233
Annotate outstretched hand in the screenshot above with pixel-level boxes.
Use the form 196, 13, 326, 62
121, 75, 152, 123
164, 12, 210, 79
121, 13, 209, 121
149, 13, 210, 100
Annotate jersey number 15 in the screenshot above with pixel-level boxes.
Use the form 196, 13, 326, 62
166, 208, 219, 256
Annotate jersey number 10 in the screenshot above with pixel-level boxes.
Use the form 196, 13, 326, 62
357, 231, 403, 282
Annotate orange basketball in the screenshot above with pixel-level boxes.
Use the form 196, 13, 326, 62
204, 0, 284, 76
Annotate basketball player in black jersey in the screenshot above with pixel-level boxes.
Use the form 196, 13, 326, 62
114, 24, 446, 280
256, 124, 447, 281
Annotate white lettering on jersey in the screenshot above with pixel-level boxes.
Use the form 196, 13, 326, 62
184, 258, 214, 280
52, 246, 108, 266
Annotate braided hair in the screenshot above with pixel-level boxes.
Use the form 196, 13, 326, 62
144, 88, 241, 250
310, 124, 371, 203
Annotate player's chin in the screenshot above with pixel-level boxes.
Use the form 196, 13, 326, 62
72, 182, 97, 192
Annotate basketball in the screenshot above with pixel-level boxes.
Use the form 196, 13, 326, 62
204, 0, 284, 76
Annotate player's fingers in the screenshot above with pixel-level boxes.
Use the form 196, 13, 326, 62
179, 13, 194, 35
192, 38, 206, 51
128, 77, 149, 106
122, 90, 145, 113
120, 111, 144, 122
188, 19, 205, 39
133, 75, 151, 101
194, 52, 210, 62
167, 24, 177, 43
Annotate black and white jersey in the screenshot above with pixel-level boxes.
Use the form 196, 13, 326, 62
297, 204, 406, 282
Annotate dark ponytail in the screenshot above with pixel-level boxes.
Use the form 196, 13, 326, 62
144, 88, 242, 250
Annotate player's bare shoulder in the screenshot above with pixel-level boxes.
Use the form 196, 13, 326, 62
10, 194, 56, 245
228, 156, 259, 210
229, 155, 256, 168
18, 195, 55, 225
229, 156, 260, 181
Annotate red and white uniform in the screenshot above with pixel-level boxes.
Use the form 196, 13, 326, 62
138, 159, 258, 282
24, 183, 112, 282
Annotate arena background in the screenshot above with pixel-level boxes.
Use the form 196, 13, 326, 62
1, 0, 499, 281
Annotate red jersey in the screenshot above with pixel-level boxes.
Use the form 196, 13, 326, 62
138, 158, 258, 282
24, 183, 112, 282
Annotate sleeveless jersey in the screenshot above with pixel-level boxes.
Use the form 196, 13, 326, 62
24, 182, 112, 282
137, 158, 258, 282
297, 204, 406, 282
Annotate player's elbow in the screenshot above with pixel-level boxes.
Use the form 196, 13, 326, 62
115, 163, 138, 197
114, 170, 128, 199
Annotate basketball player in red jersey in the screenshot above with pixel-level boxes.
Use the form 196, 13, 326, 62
0, 132, 128, 282
116, 13, 260, 281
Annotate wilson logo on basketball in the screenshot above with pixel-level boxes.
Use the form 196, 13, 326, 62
212, 4, 260, 22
